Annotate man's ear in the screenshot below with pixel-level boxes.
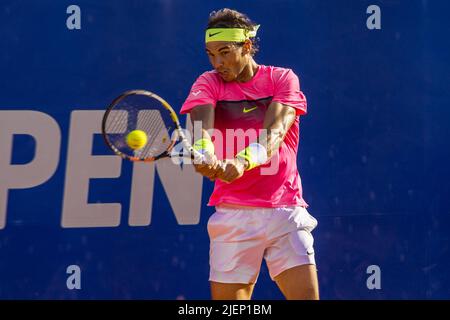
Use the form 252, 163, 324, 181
242, 40, 252, 56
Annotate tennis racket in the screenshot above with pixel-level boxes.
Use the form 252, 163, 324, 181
101, 89, 217, 165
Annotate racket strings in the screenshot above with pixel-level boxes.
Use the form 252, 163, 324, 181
137, 109, 171, 157
106, 110, 128, 135
113, 112, 132, 151
106, 105, 137, 150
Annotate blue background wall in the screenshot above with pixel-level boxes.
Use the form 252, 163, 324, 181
0, 0, 449, 299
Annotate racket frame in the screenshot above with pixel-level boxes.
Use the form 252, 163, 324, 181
102, 89, 200, 162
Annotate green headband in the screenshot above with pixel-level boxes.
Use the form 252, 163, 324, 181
205, 25, 260, 43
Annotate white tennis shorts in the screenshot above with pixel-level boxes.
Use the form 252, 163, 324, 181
207, 206, 318, 284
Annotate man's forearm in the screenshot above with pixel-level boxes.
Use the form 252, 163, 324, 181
259, 104, 297, 159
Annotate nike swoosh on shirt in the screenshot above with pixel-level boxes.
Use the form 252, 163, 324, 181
243, 106, 258, 113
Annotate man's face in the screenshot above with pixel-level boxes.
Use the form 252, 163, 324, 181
205, 41, 250, 82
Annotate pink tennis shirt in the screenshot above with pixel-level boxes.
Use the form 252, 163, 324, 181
180, 65, 309, 208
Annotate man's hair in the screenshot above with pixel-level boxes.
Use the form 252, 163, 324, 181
207, 8, 260, 56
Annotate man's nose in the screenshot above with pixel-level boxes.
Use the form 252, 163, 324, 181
212, 56, 224, 70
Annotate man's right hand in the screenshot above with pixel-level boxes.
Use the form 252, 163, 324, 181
193, 153, 224, 181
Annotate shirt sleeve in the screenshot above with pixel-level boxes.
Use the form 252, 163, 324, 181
180, 72, 218, 114
272, 69, 307, 116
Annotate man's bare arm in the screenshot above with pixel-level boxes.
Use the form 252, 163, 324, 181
190, 104, 215, 132
260, 102, 297, 159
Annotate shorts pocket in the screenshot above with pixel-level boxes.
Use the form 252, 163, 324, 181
292, 207, 318, 232
207, 211, 251, 241
304, 209, 318, 232
207, 212, 229, 239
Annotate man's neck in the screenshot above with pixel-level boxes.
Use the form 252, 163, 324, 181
236, 59, 259, 83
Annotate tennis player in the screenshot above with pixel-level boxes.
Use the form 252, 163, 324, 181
180, 8, 319, 300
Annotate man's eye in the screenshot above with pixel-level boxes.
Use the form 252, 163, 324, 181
221, 51, 229, 56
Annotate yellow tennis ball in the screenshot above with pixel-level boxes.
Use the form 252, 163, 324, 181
126, 130, 148, 150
